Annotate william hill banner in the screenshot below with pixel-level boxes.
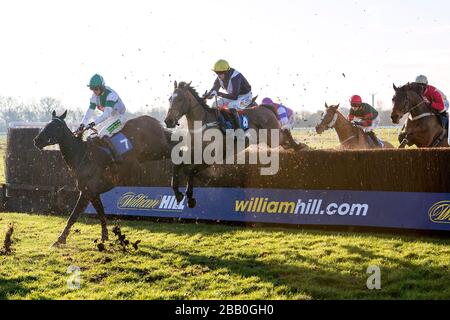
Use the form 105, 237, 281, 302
85, 187, 450, 232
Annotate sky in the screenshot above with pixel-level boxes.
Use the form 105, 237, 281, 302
1, 0, 450, 116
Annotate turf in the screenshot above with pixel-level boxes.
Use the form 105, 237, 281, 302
0, 212, 448, 300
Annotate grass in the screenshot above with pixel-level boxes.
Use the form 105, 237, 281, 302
0, 212, 449, 300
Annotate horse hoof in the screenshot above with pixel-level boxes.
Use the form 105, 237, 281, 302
175, 193, 184, 203
51, 240, 65, 248
188, 198, 196, 208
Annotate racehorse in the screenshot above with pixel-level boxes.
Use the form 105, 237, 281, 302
315, 103, 394, 149
391, 83, 448, 148
164, 81, 308, 208
34, 111, 172, 247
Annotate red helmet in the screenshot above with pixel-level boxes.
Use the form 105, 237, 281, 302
350, 95, 362, 104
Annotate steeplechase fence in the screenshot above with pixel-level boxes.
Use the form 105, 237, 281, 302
1, 123, 449, 232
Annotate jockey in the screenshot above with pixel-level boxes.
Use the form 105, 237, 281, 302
414, 75, 449, 132
261, 97, 295, 130
78, 74, 127, 163
204, 59, 253, 130
348, 95, 382, 148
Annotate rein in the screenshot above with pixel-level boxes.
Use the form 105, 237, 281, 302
340, 135, 357, 146
186, 93, 220, 134
404, 99, 435, 122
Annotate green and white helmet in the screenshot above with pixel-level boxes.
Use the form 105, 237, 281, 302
415, 75, 428, 85
87, 74, 105, 89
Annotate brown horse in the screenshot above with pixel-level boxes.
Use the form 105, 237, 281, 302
391, 83, 448, 148
315, 103, 394, 149
164, 81, 308, 207
34, 111, 172, 247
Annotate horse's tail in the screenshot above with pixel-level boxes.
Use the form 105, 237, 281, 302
260, 104, 279, 119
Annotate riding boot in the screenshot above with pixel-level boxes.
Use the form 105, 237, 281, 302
367, 131, 382, 148
440, 112, 448, 133
230, 108, 241, 130
102, 136, 124, 163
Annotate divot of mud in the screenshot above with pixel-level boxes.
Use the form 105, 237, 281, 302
1, 223, 14, 255
112, 226, 141, 252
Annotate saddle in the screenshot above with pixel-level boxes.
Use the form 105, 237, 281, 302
217, 106, 250, 131
87, 133, 133, 165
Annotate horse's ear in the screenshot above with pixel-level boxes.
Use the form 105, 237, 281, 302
174, 81, 178, 89
325, 102, 329, 109
336, 103, 340, 109
52, 110, 56, 118
187, 81, 192, 87
393, 83, 398, 91
60, 110, 67, 120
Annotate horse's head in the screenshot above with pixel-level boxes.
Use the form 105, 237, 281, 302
34, 110, 68, 150
391, 83, 425, 124
164, 81, 194, 128
315, 103, 340, 134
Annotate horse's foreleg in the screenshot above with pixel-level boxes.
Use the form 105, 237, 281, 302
90, 195, 108, 242
185, 171, 196, 208
172, 164, 184, 203
53, 192, 89, 247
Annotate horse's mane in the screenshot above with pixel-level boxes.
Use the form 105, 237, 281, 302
397, 82, 424, 95
178, 82, 212, 110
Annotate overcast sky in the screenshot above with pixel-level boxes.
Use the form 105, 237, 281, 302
1, 0, 449, 116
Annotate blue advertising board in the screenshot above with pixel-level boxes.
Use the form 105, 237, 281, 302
85, 187, 450, 232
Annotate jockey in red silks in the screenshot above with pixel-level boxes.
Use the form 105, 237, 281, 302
348, 95, 383, 148
414, 75, 449, 133
261, 97, 295, 130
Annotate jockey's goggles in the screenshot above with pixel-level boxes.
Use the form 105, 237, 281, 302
90, 86, 102, 91
350, 103, 362, 108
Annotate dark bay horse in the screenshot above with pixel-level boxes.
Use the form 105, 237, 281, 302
315, 103, 394, 149
34, 111, 172, 247
391, 83, 448, 148
164, 81, 308, 208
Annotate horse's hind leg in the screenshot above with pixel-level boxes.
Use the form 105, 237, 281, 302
281, 129, 307, 150
90, 195, 109, 242
53, 192, 89, 247
172, 164, 184, 203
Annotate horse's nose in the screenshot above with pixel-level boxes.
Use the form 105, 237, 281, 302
390, 114, 399, 124
164, 118, 174, 128
33, 136, 43, 150
315, 125, 322, 134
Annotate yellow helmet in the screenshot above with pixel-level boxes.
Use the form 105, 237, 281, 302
212, 59, 230, 72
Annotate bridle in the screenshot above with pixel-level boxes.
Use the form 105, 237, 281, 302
318, 108, 358, 146
319, 110, 338, 130
324, 112, 338, 129
396, 89, 434, 122
172, 89, 219, 134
